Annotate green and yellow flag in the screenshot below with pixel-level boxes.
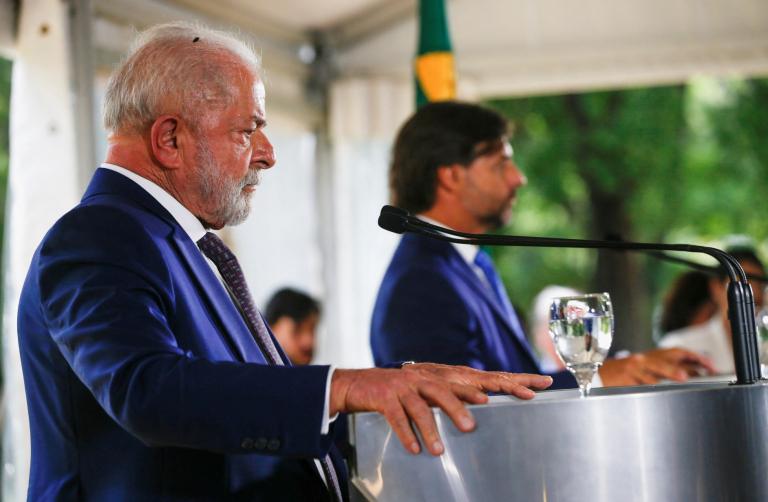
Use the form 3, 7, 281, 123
415, 0, 456, 107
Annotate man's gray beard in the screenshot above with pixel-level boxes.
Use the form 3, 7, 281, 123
194, 138, 259, 227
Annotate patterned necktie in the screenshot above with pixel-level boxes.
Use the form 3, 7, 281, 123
197, 232, 343, 502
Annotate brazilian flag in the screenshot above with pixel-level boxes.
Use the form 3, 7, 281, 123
415, 0, 456, 107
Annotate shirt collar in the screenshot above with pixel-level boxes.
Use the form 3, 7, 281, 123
415, 214, 479, 266
100, 163, 207, 243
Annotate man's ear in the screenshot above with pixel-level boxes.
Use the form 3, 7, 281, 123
435, 163, 465, 194
149, 115, 183, 168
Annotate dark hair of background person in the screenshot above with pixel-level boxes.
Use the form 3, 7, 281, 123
390, 101, 509, 213
658, 270, 716, 334
264, 288, 320, 325
718, 247, 766, 279
659, 247, 766, 334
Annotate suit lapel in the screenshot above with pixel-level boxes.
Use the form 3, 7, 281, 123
85, 168, 278, 366
442, 244, 541, 366
448, 250, 519, 332
172, 229, 266, 364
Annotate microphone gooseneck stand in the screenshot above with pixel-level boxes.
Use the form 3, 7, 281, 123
378, 205, 762, 385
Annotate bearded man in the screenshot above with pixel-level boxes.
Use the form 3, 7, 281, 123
371, 101, 714, 389
17, 24, 552, 502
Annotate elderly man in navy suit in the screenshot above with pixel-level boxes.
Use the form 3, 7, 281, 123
17, 24, 553, 502
371, 101, 714, 390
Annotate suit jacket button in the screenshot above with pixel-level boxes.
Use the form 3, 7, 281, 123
267, 438, 281, 451
254, 437, 268, 450
241, 437, 254, 450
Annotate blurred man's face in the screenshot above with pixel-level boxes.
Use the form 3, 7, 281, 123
270, 313, 318, 365
458, 139, 527, 231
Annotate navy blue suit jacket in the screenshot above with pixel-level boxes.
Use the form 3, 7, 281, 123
17, 169, 348, 501
371, 232, 576, 390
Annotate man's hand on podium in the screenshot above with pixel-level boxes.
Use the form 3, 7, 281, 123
599, 348, 716, 386
330, 364, 552, 456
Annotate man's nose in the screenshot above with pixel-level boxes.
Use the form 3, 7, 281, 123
508, 161, 527, 188
252, 132, 276, 169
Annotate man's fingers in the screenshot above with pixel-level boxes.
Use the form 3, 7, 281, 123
477, 373, 551, 398
643, 357, 687, 382
450, 383, 489, 405
418, 382, 477, 433
634, 368, 659, 385
508, 374, 554, 390
382, 403, 421, 455
400, 392, 444, 455
656, 349, 716, 375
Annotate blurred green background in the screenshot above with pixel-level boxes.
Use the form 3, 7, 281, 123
486, 78, 768, 352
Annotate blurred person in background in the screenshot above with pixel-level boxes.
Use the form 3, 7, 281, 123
657, 271, 717, 336
265, 287, 320, 365
659, 248, 766, 374
371, 100, 715, 390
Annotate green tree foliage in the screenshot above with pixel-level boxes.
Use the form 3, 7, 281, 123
0, 58, 9, 185
486, 79, 768, 351
0, 57, 10, 390
0, 58, 10, 244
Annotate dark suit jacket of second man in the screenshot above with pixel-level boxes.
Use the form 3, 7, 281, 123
371, 232, 576, 390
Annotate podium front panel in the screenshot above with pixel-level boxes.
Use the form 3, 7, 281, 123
349, 381, 768, 501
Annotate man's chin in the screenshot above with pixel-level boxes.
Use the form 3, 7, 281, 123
480, 212, 508, 232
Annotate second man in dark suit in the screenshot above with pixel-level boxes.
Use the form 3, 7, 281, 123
371, 101, 714, 388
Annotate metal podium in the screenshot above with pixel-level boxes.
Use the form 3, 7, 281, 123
348, 380, 768, 501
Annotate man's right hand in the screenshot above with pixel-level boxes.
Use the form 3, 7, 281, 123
330, 364, 552, 456
599, 347, 716, 386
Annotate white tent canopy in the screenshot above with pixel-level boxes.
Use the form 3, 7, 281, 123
1, 0, 767, 499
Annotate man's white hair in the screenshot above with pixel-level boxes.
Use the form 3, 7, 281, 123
103, 21, 260, 134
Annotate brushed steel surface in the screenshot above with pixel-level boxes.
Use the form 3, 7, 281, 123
349, 381, 768, 501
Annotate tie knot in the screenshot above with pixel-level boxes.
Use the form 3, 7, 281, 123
473, 249, 494, 270
197, 232, 235, 265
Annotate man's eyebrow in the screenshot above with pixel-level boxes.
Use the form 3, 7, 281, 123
252, 116, 267, 128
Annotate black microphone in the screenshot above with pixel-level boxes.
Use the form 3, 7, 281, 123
377, 205, 761, 385
378, 205, 409, 234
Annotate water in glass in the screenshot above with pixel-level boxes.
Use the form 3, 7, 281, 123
549, 293, 614, 397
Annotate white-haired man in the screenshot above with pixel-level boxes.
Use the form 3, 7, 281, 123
17, 22, 552, 501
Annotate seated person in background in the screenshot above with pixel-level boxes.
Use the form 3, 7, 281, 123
657, 270, 717, 336
659, 248, 766, 374
265, 288, 320, 365
529, 286, 580, 373
371, 101, 715, 389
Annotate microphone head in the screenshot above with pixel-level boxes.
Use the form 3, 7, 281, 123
378, 205, 410, 234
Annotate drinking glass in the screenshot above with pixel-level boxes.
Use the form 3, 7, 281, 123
549, 293, 614, 397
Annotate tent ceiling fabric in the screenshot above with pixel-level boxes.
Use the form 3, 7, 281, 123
336, 0, 768, 97
89, 0, 768, 102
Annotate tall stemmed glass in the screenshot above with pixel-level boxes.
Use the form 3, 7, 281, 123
549, 293, 614, 398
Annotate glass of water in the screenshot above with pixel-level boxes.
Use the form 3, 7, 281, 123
549, 293, 614, 397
